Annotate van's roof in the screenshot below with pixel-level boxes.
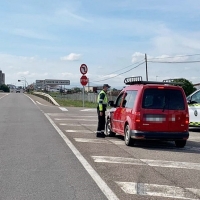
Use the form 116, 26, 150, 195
123, 84, 183, 91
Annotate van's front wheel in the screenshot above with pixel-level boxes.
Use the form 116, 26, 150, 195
124, 124, 135, 146
175, 140, 186, 148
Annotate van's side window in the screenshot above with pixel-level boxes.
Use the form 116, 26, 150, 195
124, 90, 137, 108
191, 90, 200, 103
115, 93, 124, 107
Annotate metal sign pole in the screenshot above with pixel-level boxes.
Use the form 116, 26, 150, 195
83, 86, 85, 107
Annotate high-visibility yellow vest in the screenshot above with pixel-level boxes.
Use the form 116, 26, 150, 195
97, 90, 108, 111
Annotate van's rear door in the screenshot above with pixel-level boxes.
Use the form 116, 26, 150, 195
141, 87, 169, 132
167, 89, 188, 132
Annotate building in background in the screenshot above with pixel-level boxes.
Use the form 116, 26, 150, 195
0, 70, 5, 85
194, 83, 200, 90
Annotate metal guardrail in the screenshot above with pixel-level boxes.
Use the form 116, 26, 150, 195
33, 92, 60, 106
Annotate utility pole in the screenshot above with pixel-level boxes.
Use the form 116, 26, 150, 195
88, 78, 89, 92
145, 53, 148, 81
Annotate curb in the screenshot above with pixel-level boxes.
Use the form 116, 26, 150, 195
33, 92, 60, 106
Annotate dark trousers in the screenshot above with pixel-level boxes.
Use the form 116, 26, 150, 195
97, 109, 106, 133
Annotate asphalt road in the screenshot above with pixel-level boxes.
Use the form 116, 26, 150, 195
0, 92, 200, 200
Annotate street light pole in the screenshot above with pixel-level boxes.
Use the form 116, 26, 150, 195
18, 77, 28, 90
156, 76, 158, 81
21, 76, 27, 88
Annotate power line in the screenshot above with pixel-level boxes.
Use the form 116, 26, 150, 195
147, 53, 200, 61
148, 60, 200, 63
89, 59, 145, 83
93, 61, 145, 83
104, 59, 145, 75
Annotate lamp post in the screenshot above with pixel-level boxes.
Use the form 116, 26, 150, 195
18, 77, 28, 90
156, 76, 158, 81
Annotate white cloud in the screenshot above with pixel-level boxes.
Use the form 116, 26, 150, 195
55, 9, 92, 23
12, 29, 57, 40
60, 53, 82, 61
131, 52, 145, 63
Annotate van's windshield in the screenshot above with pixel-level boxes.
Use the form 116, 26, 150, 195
142, 88, 185, 110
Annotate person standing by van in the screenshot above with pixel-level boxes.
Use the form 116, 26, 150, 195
96, 84, 110, 138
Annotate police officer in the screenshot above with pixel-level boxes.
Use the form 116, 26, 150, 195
96, 84, 110, 138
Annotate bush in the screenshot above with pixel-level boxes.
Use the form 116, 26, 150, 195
0, 84, 10, 92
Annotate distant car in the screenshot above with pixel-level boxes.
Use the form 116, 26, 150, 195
106, 76, 189, 148
16, 90, 20, 93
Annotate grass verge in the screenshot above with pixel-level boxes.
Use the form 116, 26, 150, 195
55, 98, 98, 108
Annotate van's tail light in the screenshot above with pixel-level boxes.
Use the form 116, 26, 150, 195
135, 112, 141, 122
185, 114, 189, 124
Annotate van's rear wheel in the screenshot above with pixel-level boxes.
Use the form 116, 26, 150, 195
175, 140, 186, 148
124, 124, 134, 146
105, 119, 116, 137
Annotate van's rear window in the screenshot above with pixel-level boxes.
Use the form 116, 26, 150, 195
142, 88, 185, 110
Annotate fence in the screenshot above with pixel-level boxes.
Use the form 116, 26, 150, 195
55, 92, 118, 103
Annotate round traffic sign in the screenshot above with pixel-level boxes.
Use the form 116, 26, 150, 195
80, 75, 88, 86
80, 64, 88, 75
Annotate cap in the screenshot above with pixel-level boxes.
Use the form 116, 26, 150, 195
103, 84, 111, 88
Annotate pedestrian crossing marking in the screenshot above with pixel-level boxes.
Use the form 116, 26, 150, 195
59, 107, 68, 111
73, 138, 200, 151
55, 118, 97, 121
66, 130, 95, 133
92, 156, 200, 171
74, 138, 109, 144
60, 123, 96, 126
116, 182, 200, 199
80, 109, 96, 111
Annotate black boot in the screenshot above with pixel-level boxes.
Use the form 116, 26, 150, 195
96, 131, 105, 138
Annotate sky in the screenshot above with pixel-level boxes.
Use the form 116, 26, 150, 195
0, 0, 200, 89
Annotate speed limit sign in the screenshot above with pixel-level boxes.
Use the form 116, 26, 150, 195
80, 64, 88, 75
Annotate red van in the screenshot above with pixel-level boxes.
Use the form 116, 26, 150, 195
106, 76, 189, 148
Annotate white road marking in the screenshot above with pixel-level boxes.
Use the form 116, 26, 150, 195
188, 136, 200, 141
80, 109, 96, 111
110, 140, 124, 145
74, 138, 124, 145
54, 115, 96, 118
55, 118, 97, 121
0, 93, 10, 100
66, 130, 95, 133
44, 113, 119, 200
74, 138, 109, 144
59, 107, 68, 111
73, 138, 200, 151
116, 182, 200, 199
36, 101, 43, 105
60, 123, 96, 126
92, 156, 200, 171
24, 94, 36, 105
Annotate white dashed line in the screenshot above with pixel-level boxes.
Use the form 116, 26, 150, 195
59, 107, 68, 111
74, 138, 109, 144
60, 123, 96, 126
116, 182, 200, 199
66, 130, 95, 133
80, 109, 96, 112
92, 156, 200, 170
55, 118, 97, 121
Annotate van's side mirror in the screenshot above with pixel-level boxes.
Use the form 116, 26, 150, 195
108, 100, 115, 107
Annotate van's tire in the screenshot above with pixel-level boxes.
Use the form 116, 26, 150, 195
175, 140, 186, 148
124, 124, 134, 146
105, 119, 116, 137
